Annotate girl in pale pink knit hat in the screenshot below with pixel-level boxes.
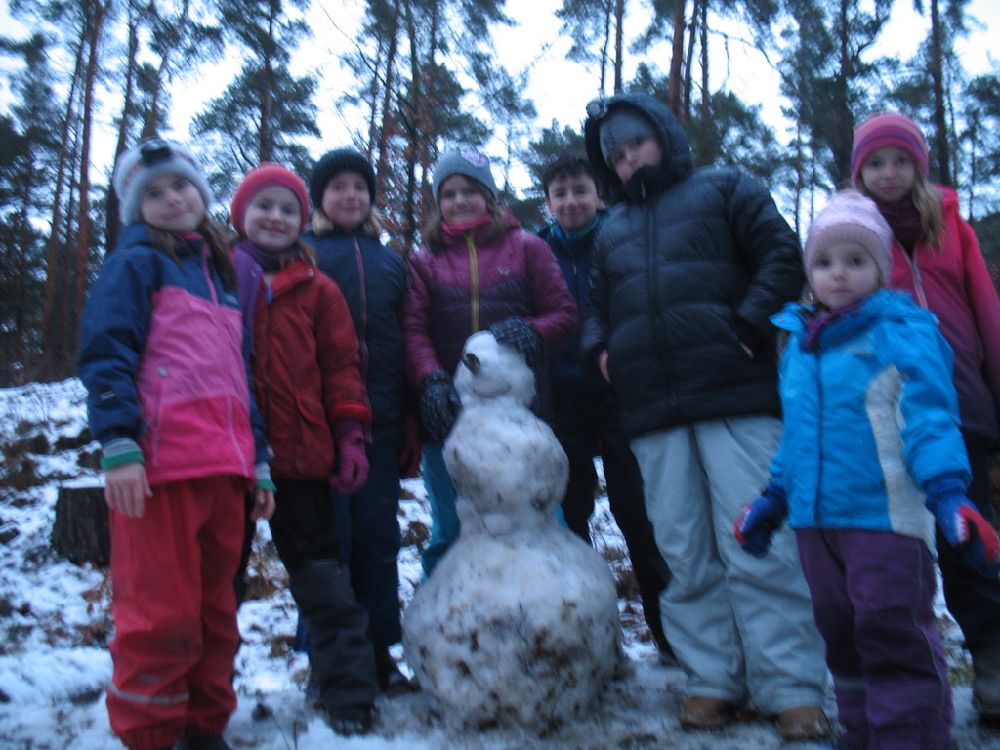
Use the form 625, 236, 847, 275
735, 188, 1000, 750
855, 112, 1000, 728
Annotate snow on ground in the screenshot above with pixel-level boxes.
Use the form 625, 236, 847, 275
1, 379, 998, 749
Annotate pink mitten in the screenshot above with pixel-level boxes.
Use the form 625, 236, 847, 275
330, 421, 369, 494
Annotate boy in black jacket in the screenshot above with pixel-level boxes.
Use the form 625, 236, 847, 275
538, 155, 672, 661
581, 93, 829, 741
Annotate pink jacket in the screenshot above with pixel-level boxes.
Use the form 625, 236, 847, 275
888, 186, 1000, 440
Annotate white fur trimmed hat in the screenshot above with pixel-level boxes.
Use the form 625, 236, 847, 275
804, 190, 894, 283
112, 138, 214, 226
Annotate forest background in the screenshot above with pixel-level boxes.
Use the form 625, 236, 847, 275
0, 0, 998, 388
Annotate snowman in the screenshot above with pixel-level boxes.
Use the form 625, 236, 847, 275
402, 331, 621, 731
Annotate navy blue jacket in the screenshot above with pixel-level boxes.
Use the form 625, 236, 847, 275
304, 227, 408, 444
537, 217, 615, 413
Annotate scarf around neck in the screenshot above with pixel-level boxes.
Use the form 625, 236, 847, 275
232, 240, 300, 344
874, 197, 923, 253
803, 300, 863, 351
441, 213, 493, 237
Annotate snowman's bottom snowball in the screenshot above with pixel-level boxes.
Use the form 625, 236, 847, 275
403, 526, 620, 730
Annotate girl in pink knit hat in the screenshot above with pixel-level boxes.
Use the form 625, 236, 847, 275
229, 164, 379, 736
853, 111, 1000, 728
735, 189, 1000, 750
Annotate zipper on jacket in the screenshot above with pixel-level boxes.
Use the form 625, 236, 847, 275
901, 248, 928, 309
199, 245, 220, 306
644, 198, 670, 392
200, 243, 251, 473
814, 346, 824, 526
467, 234, 480, 332
352, 235, 374, 442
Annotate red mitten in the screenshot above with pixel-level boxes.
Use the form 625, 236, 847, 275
398, 413, 422, 479
330, 421, 369, 494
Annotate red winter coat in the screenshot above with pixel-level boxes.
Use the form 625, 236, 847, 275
403, 213, 579, 386
249, 260, 371, 479
888, 186, 1000, 441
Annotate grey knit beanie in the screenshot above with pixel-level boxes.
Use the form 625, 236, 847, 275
112, 138, 214, 226
599, 109, 658, 165
804, 190, 894, 284
432, 147, 497, 202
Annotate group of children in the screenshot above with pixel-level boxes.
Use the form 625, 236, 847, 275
78, 101, 999, 750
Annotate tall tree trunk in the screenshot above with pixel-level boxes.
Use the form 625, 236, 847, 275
600, 0, 612, 95
613, 0, 624, 93
683, 0, 700, 123
74, 0, 108, 372
929, 0, 951, 184
376, 0, 401, 199
667, 0, 687, 117
366, 37, 385, 157
107, 0, 142, 252
698, 0, 708, 122
41, 33, 85, 380
402, 1, 420, 252
831, 0, 855, 183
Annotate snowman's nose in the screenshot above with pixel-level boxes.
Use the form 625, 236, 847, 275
462, 352, 481, 374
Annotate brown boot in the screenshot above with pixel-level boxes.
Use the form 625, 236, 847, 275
678, 695, 733, 730
775, 705, 831, 740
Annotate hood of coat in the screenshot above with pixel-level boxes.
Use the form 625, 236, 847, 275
584, 92, 693, 206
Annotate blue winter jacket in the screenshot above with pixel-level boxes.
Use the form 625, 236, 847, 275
78, 223, 269, 484
769, 289, 970, 548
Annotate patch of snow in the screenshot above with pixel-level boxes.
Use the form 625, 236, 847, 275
1, 379, 999, 749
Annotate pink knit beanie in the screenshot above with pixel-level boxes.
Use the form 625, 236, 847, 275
804, 190, 894, 284
230, 163, 310, 237
851, 112, 929, 184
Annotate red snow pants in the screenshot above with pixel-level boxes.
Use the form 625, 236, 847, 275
105, 475, 244, 750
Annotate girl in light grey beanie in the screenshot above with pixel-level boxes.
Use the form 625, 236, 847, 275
431, 147, 498, 202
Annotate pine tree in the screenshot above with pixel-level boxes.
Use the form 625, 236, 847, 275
192, 0, 319, 201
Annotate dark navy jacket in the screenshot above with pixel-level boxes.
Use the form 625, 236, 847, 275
304, 227, 408, 445
537, 216, 615, 416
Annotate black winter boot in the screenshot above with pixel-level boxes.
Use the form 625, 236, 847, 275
323, 703, 374, 736
375, 648, 417, 695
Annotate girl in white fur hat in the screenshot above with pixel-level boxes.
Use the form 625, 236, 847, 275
79, 138, 274, 750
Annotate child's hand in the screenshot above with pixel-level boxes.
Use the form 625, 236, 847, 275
398, 414, 422, 479
926, 476, 1000, 579
734, 483, 788, 557
250, 487, 275, 521
104, 463, 151, 518
330, 421, 370, 494
419, 370, 462, 443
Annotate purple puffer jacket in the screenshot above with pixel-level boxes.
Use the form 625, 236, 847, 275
887, 186, 1000, 441
403, 212, 579, 386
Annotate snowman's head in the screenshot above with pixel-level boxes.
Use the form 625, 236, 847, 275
454, 331, 535, 408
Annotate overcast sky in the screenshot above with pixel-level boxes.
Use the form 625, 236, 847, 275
0, 0, 997, 196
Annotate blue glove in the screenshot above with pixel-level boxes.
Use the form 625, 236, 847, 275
734, 483, 788, 558
925, 475, 1000, 579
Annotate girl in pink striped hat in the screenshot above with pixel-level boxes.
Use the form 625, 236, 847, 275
854, 111, 1000, 729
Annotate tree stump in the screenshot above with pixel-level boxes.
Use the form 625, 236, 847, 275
52, 485, 110, 566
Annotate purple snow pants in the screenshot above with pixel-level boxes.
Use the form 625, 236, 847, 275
795, 528, 953, 750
